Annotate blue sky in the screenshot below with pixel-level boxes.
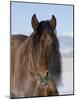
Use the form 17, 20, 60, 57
11, 2, 73, 37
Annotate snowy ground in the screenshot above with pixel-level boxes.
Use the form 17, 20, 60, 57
58, 56, 73, 95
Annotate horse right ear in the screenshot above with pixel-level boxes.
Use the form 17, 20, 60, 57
50, 15, 56, 29
31, 14, 39, 30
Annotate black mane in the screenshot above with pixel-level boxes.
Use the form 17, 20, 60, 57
32, 20, 62, 81
48, 33, 62, 81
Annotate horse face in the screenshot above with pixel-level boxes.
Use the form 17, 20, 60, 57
32, 14, 57, 81
39, 28, 52, 51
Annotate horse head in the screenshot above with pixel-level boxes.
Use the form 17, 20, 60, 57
31, 14, 61, 85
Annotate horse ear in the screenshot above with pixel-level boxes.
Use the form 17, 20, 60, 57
50, 15, 56, 29
31, 14, 39, 30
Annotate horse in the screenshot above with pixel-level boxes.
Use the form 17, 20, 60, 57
10, 14, 62, 98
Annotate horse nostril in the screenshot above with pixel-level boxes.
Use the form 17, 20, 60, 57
44, 71, 49, 80
46, 71, 49, 77
40, 71, 49, 84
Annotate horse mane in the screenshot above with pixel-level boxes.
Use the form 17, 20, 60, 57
32, 23, 62, 82
47, 31, 62, 82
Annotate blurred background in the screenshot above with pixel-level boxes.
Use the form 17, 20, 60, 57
11, 1, 74, 95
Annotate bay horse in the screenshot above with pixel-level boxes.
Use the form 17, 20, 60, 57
10, 14, 62, 98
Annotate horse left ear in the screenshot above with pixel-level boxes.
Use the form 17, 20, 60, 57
31, 14, 39, 30
50, 15, 56, 29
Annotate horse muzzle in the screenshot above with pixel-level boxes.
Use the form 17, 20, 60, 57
35, 71, 52, 86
